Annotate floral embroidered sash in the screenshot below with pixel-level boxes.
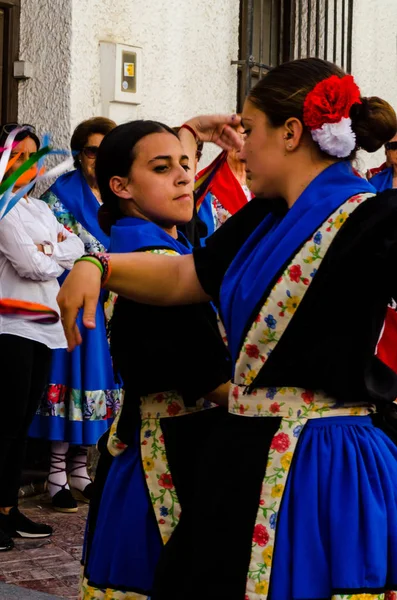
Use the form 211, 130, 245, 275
140, 390, 214, 544
233, 192, 374, 391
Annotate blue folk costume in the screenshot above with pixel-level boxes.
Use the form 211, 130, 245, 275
151, 162, 397, 600
81, 217, 230, 600
29, 169, 121, 445
370, 165, 393, 192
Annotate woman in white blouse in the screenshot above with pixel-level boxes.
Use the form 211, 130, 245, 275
0, 126, 84, 552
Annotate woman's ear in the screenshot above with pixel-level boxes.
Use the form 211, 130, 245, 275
109, 176, 131, 200
282, 117, 304, 151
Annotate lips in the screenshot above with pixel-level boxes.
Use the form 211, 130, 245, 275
174, 194, 191, 201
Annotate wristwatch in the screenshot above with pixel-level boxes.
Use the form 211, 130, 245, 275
43, 242, 53, 256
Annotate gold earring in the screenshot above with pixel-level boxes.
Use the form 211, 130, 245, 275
288, 143, 293, 149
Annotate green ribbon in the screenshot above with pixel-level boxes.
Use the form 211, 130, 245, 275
0, 146, 51, 195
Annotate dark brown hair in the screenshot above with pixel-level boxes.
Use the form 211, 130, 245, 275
248, 57, 397, 157
96, 120, 178, 235
71, 117, 116, 168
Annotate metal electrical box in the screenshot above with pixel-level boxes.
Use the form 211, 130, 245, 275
100, 42, 142, 106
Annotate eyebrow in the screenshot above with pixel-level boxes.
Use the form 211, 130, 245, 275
148, 154, 189, 163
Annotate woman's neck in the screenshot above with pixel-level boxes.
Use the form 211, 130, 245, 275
282, 158, 336, 208
227, 154, 247, 186
84, 172, 101, 202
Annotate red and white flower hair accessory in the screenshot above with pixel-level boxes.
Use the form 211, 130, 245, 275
303, 74, 362, 158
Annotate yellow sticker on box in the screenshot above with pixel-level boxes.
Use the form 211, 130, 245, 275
124, 63, 135, 77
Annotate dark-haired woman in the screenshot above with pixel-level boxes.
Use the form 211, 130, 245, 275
78, 120, 231, 599
0, 125, 83, 551
60, 58, 397, 599
29, 117, 122, 513
370, 133, 397, 191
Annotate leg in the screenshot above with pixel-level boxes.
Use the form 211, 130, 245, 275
48, 441, 78, 513
68, 445, 94, 502
0, 335, 53, 539
0, 335, 37, 509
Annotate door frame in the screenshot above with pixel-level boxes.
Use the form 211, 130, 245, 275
0, 0, 20, 123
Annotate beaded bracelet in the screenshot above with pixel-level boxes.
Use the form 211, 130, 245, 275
75, 253, 111, 288
180, 123, 199, 144
75, 255, 104, 275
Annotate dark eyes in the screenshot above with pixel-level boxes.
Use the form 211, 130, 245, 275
153, 164, 191, 173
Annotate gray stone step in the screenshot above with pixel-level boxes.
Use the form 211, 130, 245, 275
0, 583, 65, 599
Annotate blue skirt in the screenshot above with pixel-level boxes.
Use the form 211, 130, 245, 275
270, 416, 397, 598
29, 296, 121, 445
86, 438, 162, 594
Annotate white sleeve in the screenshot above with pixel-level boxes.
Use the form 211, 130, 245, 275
49, 212, 85, 270
0, 209, 65, 281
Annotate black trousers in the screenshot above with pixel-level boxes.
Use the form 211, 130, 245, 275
0, 334, 51, 507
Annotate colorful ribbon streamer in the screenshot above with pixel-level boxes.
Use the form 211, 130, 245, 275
0, 127, 74, 219
0, 299, 59, 324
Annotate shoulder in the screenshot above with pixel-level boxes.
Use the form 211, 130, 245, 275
350, 189, 397, 223
30, 197, 53, 213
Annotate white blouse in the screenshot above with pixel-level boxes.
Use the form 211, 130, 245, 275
0, 196, 84, 349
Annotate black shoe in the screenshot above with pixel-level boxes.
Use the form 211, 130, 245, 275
0, 507, 53, 539
71, 482, 93, 504
52, 488, 78, 513
0, 528, 14, 551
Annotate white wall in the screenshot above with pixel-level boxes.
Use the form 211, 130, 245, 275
18, 0, 240, 166
18, 0, 73, 151
351, 0, 397, 171
70, 0, 240, 131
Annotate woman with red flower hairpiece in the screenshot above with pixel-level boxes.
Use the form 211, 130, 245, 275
59, 58, 397, 599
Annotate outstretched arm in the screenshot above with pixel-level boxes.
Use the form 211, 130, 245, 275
57, 252, 209, 350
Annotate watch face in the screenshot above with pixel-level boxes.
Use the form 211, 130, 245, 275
44, 244, 52, 256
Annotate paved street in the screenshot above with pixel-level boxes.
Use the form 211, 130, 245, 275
0, 495, 88, 599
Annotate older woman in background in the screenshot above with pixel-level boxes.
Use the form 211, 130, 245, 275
29, 117, 122, 513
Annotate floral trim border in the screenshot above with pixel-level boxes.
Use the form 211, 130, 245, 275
79, 575, 147, 599
39, 383, 122, 422
334, 593, 397, 600
243, 388, 374, 600
235, 193, 374, 387
140, 415, 180, 545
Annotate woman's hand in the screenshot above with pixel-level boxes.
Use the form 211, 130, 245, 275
184, 114, 243, 151
57, 232, 67, 243
57, 261, 102, 351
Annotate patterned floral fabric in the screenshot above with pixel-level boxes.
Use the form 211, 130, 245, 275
140, 390, 214, 544
235, 193, 374, 386
41, 384, 120, 421
43, 190, 105, 254
79, 575, 147, 600
335, 594, 397, 600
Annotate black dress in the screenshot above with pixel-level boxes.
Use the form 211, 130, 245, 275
152, 190, 397, 600
83, 241, 231, 597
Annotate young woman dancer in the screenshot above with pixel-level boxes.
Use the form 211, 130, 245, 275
60, 58, 397, 600
78, 120, 231, 599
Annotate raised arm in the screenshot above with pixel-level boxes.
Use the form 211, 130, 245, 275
57, 252, 209, 350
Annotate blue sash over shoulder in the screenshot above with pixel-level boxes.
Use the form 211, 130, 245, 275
370, 166, 393, 192
219, 161, 375, 366
110, 216, 191, 255
50, 169, 109, 249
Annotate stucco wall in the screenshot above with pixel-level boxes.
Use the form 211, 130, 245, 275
351, 0, 397, 171
70, 0, 240, 148
18, 0, 73, 151
18, 0, 239, 165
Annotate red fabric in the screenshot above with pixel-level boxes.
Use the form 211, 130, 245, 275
208, 158, 248, 216
367, 162, 387, 179
377, 306, 397, 373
